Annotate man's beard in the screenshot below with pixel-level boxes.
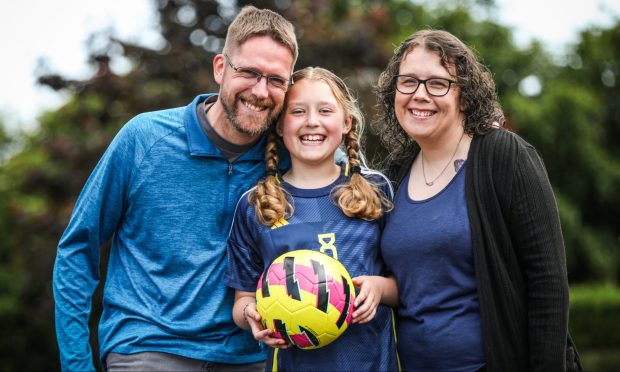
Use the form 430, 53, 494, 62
221, 92, 281, 137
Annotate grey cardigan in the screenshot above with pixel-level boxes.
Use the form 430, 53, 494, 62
387, 129, 581, 371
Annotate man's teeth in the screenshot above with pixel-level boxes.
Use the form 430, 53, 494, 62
301, 135, 325, 142
243, 101, 265, 112
412, 110, 433, 117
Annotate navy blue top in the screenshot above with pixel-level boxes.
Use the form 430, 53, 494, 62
381, 163, 485, 371
226, 168, 399, 372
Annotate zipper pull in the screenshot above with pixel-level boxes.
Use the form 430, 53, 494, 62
228, 163, 233, 176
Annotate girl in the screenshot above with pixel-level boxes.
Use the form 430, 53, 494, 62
225, 67, 399, 371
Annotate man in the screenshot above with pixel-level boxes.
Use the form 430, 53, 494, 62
53, 6, 298, 371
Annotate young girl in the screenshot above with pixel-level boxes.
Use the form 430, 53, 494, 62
225, 67, 399, 371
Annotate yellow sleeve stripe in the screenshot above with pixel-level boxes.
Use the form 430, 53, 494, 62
271, 218, 289, 230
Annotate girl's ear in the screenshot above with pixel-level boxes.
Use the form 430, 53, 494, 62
342, 115, 353, 135
275, 119, 284, 136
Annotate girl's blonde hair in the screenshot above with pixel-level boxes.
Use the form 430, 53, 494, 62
249, 67, 393, 226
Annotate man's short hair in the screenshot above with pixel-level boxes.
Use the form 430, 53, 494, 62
223, 5, 298, 66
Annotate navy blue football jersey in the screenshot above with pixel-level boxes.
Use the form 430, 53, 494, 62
226, 167, 399, 372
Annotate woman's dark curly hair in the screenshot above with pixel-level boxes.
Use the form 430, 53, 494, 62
373, 29, 505, 161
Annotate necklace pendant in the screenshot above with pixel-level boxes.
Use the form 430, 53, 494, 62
420, 131, 466, 189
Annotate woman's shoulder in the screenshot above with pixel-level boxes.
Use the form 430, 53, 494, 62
381, 151, 417, 185
477, 128, 534, 148
474, 128, 537, 161
472, 128, 549, 191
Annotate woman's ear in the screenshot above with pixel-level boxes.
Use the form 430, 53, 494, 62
459, 93, 468, 113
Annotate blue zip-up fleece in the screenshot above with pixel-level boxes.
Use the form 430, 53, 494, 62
53, 94, 267, 371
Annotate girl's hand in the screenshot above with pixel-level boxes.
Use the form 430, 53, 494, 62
244, 302, 290, 349
351, 276, 382, 324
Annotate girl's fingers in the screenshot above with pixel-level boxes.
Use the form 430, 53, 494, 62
252, 328, 271, 340
263, 335, 290, 349
356, 308, 378, 324
354, 292, 366, 308
353, 301, 369, 317
354, 284, 369, 307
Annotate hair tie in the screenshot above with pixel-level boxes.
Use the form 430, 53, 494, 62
265, 170, 281, 184
349, 165, 361, 175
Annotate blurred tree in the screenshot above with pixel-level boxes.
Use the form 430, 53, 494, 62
0, 120, 13, 164
0, 0, 618, 370
565, 24, 620, 253
504, 24, 620, 282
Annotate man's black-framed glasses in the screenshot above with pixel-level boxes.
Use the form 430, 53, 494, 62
394, 75, 457, 97
224, 53, 292, 92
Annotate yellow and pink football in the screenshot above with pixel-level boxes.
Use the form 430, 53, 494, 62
256, 250, 355, 350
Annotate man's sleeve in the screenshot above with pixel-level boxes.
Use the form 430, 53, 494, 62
53, 123, 136, 371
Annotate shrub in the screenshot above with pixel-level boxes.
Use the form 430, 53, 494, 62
569, 283, 620, 349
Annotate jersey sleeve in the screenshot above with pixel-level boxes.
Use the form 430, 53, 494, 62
226, 192, 265, 292
360, 170, 394, 277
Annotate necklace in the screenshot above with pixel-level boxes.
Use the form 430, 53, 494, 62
421, 132, 465, 186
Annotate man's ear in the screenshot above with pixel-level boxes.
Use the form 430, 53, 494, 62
213, 54, 225, 85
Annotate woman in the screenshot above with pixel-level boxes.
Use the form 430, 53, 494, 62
373, 29, 582, 371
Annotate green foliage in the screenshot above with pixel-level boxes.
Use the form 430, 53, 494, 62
0, 120, 10, 155
571, 283, 620, 371
505, 75, 620, 282
580, 349, 620, 372
570, 284, 620, 349
557, 194, 618, 282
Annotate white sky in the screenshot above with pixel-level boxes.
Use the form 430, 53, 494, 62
0, 0, 159, 132
1, 0, 619, 132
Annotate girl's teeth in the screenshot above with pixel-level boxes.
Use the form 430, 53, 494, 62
301, 135, 325, 141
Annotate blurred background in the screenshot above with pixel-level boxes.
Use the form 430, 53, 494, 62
1, 0, 619, 370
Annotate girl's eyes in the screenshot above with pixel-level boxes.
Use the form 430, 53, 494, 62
288, 107, 335, 115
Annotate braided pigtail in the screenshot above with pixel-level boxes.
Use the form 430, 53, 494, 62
332, 123, 393, 221
248, 130, 294, 226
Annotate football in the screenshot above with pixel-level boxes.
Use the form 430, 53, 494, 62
256, 249, 356, 350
